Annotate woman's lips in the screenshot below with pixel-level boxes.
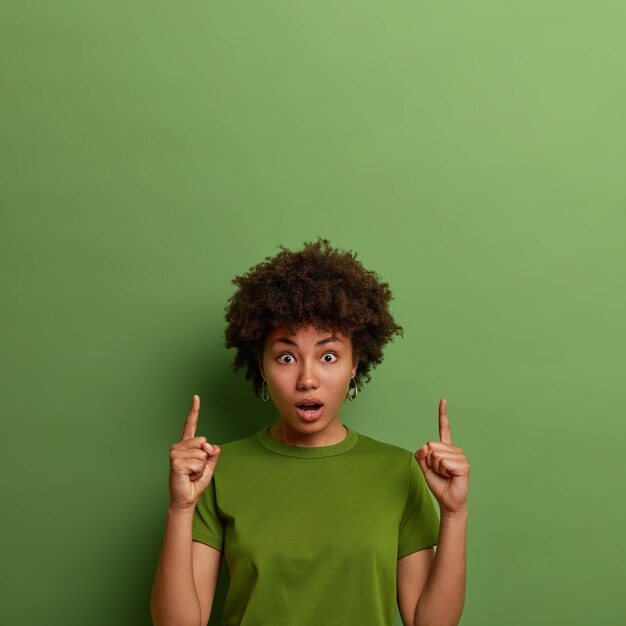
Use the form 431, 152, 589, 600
295, 404, 324, 421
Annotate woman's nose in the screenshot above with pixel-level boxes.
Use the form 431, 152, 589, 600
297, 361, 319, 389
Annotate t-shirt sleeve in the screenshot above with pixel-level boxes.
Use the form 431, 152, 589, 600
191, 477, 224, 553
397, 452, 440, 558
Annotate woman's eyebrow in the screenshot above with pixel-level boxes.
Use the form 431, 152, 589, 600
272, 336, 341, 347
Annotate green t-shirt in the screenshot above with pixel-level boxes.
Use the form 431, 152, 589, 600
192, 425, 439, 626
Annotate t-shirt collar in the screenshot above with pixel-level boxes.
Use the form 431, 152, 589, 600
256, 424, 358, 458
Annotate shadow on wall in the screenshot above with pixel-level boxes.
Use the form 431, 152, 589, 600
141, 341, 276, 625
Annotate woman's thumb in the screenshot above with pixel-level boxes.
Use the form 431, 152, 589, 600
203, 442, 220, 455
414, 446, 430, 476
203, 442, 221, 467
196, 444, 221, 489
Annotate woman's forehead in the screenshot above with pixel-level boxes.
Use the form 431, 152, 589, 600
264, 323, 350, 345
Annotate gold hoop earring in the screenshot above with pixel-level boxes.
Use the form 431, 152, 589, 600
261, 377, 270, 402
346, 377, 358, 401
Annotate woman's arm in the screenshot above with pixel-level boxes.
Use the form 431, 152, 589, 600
151, 506, 222, 626
412, 507, 467, 626
407, 398, 469, 626
396, 547, 434, 625
151, 506, 203, 626
192, 541, 223, 625
152, 395, 222, 625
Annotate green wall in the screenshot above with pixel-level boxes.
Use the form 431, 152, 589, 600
1, 1, 624, 624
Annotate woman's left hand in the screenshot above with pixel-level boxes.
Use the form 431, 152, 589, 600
415, 398, 470, 516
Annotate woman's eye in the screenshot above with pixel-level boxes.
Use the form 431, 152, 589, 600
277, 354, 294, 364
322, 353, 338, 363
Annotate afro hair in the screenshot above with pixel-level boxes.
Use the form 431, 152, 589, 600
224, 237, 404, 396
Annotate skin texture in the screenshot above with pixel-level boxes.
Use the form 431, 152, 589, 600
258, 323, 358, 447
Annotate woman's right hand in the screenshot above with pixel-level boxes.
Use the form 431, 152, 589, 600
168, 395, 221, 512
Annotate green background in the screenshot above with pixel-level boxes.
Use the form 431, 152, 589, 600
1, 1, 624, 624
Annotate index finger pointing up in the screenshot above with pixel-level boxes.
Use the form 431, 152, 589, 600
181, 394, 200, 441
439, 398, 453, 444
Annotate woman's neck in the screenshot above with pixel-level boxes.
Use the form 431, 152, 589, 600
268, 421, 348, 447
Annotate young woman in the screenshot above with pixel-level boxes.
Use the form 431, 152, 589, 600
151, 238, 469, 626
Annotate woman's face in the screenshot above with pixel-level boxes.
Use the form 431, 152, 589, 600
259, 323, 358, 445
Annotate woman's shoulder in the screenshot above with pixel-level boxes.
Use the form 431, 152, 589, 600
212, 429, 260, 452
353, 429, 415, 461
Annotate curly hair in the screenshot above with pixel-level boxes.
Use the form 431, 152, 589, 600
224, 237, 404, 397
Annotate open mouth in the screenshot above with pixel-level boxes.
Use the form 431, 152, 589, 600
295, 402, 324, 421
296, 403, 323, 412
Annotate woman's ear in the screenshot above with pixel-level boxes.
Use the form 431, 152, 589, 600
258, 357, 265, 378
